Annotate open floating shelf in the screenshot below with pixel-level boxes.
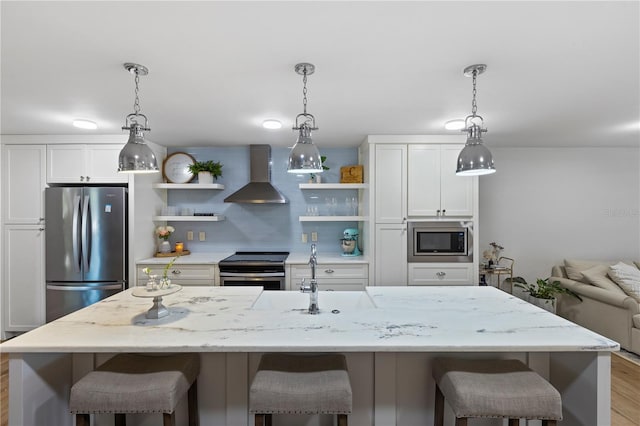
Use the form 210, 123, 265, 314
153, 215, 226, 222
299, 183, 368, 190
153, 183, 225, 190
299, 216, 368, 222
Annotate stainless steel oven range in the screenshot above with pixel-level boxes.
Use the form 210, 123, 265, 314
218, 252, 289, 290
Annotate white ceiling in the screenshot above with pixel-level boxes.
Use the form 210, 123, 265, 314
2, 1, 639, 149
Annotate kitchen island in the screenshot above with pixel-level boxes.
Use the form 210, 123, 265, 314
2, 286, 617, 426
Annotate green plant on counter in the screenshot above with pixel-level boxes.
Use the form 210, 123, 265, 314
188, 160, 223, 179
509, 277, 582, 301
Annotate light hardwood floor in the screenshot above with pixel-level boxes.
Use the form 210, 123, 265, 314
0, 350, 638, 425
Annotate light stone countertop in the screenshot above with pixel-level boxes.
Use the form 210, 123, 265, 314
1, 286, 618, 354
136, 252, 368, 265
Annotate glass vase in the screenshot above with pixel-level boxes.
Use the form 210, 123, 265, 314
159, 240, 171, 253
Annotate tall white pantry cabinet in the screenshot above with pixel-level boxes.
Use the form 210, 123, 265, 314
0, 135, 151, 337
1, 145, 47, 331
360, 135, 480, 286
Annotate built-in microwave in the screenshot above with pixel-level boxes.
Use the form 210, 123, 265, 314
407, 221, 473, 263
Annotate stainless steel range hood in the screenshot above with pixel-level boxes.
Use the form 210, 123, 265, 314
224, 145, 288, 204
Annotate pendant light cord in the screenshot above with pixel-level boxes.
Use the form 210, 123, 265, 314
471, 69, 478, 117
302, 67, 308, 116
133, 71, 142, 117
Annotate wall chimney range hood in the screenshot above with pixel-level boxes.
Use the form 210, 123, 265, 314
224, 145, 288, 204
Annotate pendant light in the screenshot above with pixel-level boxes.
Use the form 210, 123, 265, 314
456, 64, 496, 176
117, 63, 159, 174
287, 63, 322, 173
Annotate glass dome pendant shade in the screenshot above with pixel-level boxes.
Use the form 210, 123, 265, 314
456, 123, 495, 176
117, 63, 159, 174
287, 124, 323, 173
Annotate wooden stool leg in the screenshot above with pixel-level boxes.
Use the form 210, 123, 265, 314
508, 419, 520, 426
337, 413, 348, 426
114, 413, 126, 426
76, 414, 90, 426
188, 379, 199, 426
163, 412, 175, 426
265, 413, 273, 426
455, 418, 468, 426
434, 385, 445, 426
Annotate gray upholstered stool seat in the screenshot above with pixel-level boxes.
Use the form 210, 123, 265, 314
432, 358, 562, 426
70, 353, 200, 426
250, 353, 352, 426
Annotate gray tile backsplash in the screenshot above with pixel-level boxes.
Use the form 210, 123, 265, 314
166, 146, 361, 255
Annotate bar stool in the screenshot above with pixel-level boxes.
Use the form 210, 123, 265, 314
69, 353, 200, 426
432, 358, 562, 426
250, 353, 352, 426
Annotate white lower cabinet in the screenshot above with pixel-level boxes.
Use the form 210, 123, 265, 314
374, 223, 407, 286
288, 264, 368, 291
3, 226, 46, 331
408, 263, 474, 286
136, 264, 217, 286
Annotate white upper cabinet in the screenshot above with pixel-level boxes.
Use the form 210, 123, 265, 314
2, 144, 46, 224
407, 144, 475, 217
374, 144, 407, 223
47, 144, 128, 184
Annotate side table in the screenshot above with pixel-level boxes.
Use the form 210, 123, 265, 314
479, 257, 514, 293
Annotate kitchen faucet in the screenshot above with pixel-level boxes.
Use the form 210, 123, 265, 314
300, 243, 319, 314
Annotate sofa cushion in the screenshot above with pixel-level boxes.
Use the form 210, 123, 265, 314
608, 262, 640, 302
581, 264, 626, 295
564, 259, 603, 282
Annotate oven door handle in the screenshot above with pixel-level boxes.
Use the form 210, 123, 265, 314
219, 272, 285, 278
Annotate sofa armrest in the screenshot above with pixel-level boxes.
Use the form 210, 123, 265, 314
552, 276, 639, 312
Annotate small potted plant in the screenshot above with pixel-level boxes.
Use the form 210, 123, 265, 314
188, 160, 223, 184
310, 156, 329, 183
509, 277, 581, 313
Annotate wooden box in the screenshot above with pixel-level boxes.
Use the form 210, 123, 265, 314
340, 165, 363, 183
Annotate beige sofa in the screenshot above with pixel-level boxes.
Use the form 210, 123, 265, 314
552, 262, 640, 354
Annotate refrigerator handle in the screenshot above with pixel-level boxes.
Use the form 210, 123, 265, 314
47, 284, 123, 291
82, 195, 91, 272
72, 194, 82, 273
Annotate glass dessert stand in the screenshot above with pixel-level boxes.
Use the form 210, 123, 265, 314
132, 284, 182, 319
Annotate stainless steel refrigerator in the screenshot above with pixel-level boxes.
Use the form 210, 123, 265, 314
45, 187, 127, 322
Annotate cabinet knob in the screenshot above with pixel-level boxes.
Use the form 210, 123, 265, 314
402, 217, 407, 223
442, 209, 446, 215
80, 176, 85, 181
38, 227, 45, 231
325, 269, 334, 274
86, 176, 91, 181
436, 272, 446, 278
171, 269, 181, 275
436, 209, 441, 215
39, 217, 45, 221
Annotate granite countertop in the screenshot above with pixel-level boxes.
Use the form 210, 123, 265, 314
136, 252, 368, 265
1, 287, 618, 354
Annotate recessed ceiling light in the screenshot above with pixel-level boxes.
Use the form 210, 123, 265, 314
262, 119, 282, 130
73, 119, 98, 130
444, 119, 465, 130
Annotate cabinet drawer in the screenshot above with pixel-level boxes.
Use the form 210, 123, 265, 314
290, 264, 368, 279
408, 264, 473, 286
319, 279, 367, 291
137, 264, 215, 285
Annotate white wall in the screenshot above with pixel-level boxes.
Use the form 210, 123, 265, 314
479, 147, 640, 283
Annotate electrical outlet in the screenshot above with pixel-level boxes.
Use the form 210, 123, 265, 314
311, 232, 318, 242
187, 231, 194, 241
301, 233, 308, 243
199, 231, 206, 241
